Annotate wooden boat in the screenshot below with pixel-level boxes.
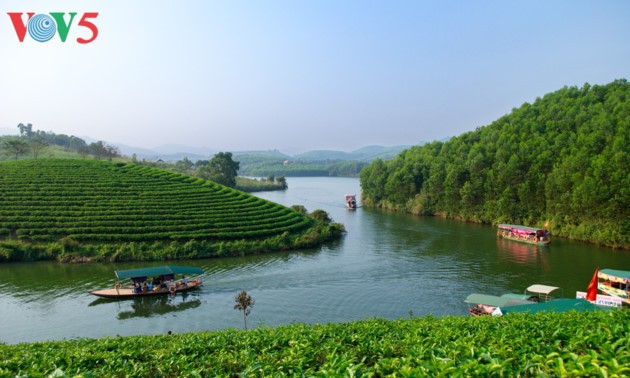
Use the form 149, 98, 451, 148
597, 269, 630, 306
345, 194, 357, 209
497, 224, 550, 245
89, 265, 203, 299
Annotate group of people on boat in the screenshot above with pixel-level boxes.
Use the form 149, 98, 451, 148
498, 229, 547, 242
131, 276, 188, 293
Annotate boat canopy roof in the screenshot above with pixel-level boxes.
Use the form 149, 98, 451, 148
115, 265, 203, 280
500, 298, 609, 314
526, 284, 561, 295
464, 293, 531, 307
497, 224, 547, 233
599, 269, 630, 283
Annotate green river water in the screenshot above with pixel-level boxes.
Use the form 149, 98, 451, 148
1, 177, 628, 344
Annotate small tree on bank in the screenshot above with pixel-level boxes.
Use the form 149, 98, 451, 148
234, 290, 255, 330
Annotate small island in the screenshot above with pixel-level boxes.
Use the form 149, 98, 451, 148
0, 159, 344, 263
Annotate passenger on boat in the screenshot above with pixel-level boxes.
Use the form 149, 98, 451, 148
142, 282, 148, 293
133, 283, 142, 293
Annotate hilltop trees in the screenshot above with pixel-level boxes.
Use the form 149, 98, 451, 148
360, 79, 629, 248
197, 152, 239, 188
0, 124, 119, 161
2, 138, 29, 160
30, 138, 49, 159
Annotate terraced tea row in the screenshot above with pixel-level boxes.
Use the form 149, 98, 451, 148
0, 159, 312, 243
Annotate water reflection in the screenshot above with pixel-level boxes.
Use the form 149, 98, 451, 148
496, 238, 549, 266
119, 295, 201, 320
89, 293, 202, 320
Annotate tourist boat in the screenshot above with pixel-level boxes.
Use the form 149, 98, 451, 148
89, 265, 203, 298
597, 269, 630, 306
465, 284, 562, 316
464, 293, 531, 316
497, 224, 550, 245
345, 194, 357, 209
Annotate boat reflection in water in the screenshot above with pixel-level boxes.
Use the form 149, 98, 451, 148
90, 292, 201, 320
496, 238, 549, 266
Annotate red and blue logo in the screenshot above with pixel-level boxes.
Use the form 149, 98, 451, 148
7, 12, 99, 44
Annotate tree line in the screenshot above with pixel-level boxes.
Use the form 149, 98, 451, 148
360, 79, 629, 249
0, 123, 121, 161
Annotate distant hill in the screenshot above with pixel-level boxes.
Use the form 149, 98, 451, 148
293, 145, 412, 162
0, 159, 346, 262
117, 144, 412, 164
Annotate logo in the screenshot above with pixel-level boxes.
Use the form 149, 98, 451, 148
7, 12, 99, 44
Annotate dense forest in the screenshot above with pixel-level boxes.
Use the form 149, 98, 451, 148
360, 80, 629, 249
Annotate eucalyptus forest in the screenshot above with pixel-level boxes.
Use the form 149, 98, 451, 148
360, 80, 629, 249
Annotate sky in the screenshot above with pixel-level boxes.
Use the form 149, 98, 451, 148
0, 1, 628, 154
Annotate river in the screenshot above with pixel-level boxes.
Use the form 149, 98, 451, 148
1, 177, 628, 344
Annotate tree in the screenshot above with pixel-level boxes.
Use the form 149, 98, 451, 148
197, 152, 240, 187
105, 144, 120, 161
276, 175, 287, 189
234, 290, 254, 330
89, 141, 119, 161
175, 157, 194, 173
309, 209, 332, 224
17, 123, 33, 139
30, 138, 49, 160
3, 138, 29, 160
89, 141, 108, 160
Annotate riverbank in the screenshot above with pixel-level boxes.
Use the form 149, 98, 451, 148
0, 220, 345, 263
1, 311, 627, 376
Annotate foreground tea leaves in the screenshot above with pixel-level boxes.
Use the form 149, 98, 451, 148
0, 310, 628, 377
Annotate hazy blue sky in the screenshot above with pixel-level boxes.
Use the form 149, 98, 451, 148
1, 1, 628, 153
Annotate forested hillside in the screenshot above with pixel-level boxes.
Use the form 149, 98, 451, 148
360, 80, 629, 248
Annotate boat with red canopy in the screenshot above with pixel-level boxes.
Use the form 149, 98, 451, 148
497, 224, 550, 246
345, 194, 357, 209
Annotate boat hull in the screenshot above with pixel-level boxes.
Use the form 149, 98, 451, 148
498, 234, 550, 246
89, 279, 202, 299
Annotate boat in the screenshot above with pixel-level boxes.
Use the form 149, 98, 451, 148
89, 265, 203, 298
596, 269, 630, 306
345, 194, 357, 209
465, 284, 563, 316
499, 298, 609, 315
464, 293, 532, 316
497, 224, 550, 245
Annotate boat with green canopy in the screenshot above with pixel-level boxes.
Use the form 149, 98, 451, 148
465, 284, 563, 316
497, 224, 551, 246
464, 293, 532, 316
89, 265, 204, 298
499, 298, 609, 315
